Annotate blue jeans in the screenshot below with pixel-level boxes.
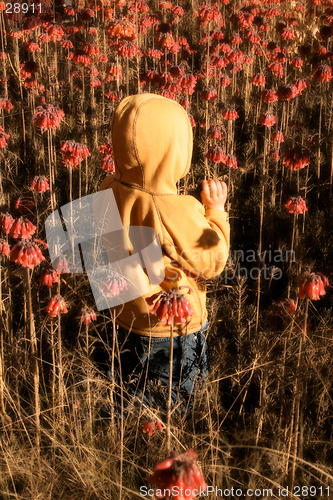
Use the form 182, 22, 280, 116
105, 321, 209, 416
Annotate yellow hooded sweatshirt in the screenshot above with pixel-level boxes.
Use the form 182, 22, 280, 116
94, 93, 230, 337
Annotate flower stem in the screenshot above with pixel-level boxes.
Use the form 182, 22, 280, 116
289, 297, 309, 490
167, 323, 174, 454
25, 267, 40, 453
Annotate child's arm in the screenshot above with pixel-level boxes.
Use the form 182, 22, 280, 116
162, 179, 230, 279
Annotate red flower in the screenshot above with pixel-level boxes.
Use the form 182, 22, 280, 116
230, 35, 242, 45
200, 87, 218, 102
9, 217, 36, 239
206, 146, 226, 164
31, 175, 50, 193
172, 5, 184, 17
247, 30, 261, 44
197, 5, 222, 26
267, 298, 297, 317
281, 149, 310, 170
0, 238, 9, 257
0, 98, 13, 112
116, 41, 140, 58
60, 140, 90, 167
237, 11, 254, 29
281, 27, 295, 40
160, 89, 175, 100
20, 62, 39, 78
312, 64, 332, 82
0, 126, 9, 147
148, 449, 207, 499
10, 239, 46, 269
101, 155, 115, 173
272, 131, 284, 143
14, 192, 36, 213
90, 78, 101, 88
0, 212, 14, 234
108, 18, 136, 39
258, 111, 276, 127
82, 42, 100, 55
268, 62, 284, 78
260, 89, 278, 103
228, 48, 244, 63
277, 84, 297, 101
142, 420, 163, 437
285, 196, 308, 214
157, 33, 175, 50
187, 114, 196, 127
225, 154, 238, 169
44, 23, 65, 41
40, 268, 58, 288
222, 108, 239, 121
73, 50, 93, 66
47, 295, 68, 318
220, 75, 231, 87
290, 56, 303, 68
99, 142, 113, 155
298, 271, 329, 300
180, 74, 197, 95
97, 53, 108, 63
293, 78, 309, 95
24, 40, 40, 52
252, 73, 266, 86
146, 287, 194, 326
34, 104, 65, 132
210, 125, 222, 140
64, 6, 75, 16
100, 273, 129, 297
80, 8, 94, 21
53, 255, 70, 274
146, 48, 163, 59
23, 78, 38, 90
106, 91, 121, 102
80, 307, 97, 326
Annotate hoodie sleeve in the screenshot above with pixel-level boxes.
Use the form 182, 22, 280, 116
157, 195, 230, 279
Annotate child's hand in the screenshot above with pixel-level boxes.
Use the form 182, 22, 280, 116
200, 179, 228, 211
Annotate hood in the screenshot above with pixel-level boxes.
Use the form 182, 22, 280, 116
111, 93, 193, 194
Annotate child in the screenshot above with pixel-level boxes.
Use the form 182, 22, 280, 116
94, 93, 230, 413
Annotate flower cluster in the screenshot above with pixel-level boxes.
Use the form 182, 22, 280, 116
34, 104, 65, 131
146, 287, 194, 326
298, 271, 329, 301
31, 175, 50, 193
0, 212, 14, 234
100, 272, 129, 296
52, 255, 70, 274
0, 238, 10, 257
142, 420, 162, 437
285, 196, 307, 215
80, 307, 97, 326
10, 238, 47, 269
267, 298, 297, 317
9, 217, 36, 239
60, 140, 91, 168
281, 149, 310, 170
148, 449, 207, 500
14, 193, 36, 213
0, 126, 10, 147
206, 145, 226, 164
40, 268, 58, 288
47, 295, 68, 318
